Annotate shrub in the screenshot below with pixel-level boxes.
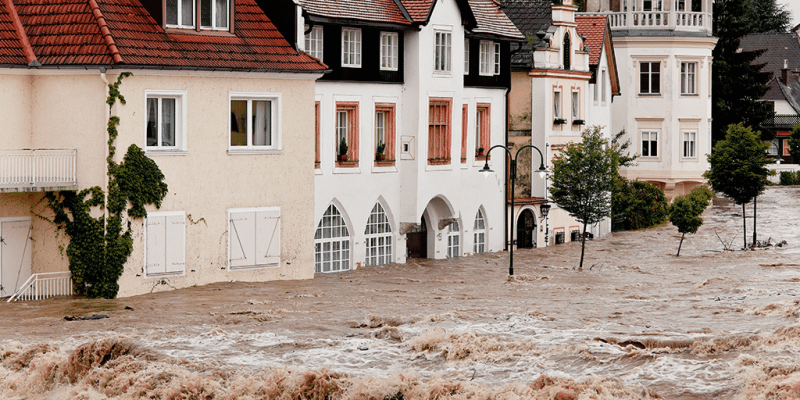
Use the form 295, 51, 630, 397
612, 178, 669, 231
779, 171, 798, 186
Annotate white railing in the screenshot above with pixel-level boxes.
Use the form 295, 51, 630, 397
580, 10, 711, 32
7, 271, 73, 302
0, 149, 77, 190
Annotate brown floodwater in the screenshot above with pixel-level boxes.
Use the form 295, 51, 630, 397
2, 187, 800, 399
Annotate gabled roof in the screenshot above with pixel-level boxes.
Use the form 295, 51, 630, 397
0, 1, 27, 64
576, 16, 606, 66
469, 0, 524, 41
0, 0, 328, 72
400, 0, 434, 22
500, 0, 551, 68
299, 0, 412, 26
740, 32, 800, 114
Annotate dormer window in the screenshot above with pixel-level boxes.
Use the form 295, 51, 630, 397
166, 0, 230, 31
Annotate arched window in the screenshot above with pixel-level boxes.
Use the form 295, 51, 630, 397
314, 204, 350, 273
447, 221, 460, 258
563, 33, 571, 70
365, 203, 393, 266
473, 209, 486, 254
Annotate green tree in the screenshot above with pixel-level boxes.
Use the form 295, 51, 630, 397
786, 124, 800, 164
712, 0, 789, 144
549, 126, 616, 269
612, 179, 669, 231
669, 185, 715, 256
704, 124, 772, 249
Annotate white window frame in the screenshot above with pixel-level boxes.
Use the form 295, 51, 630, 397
342, 27, 362, 68
144, 211, 186, 277
572, 91, 580, 120
200, 0, 230, 30
315, 204, 351, 273
601, 69, 606, 103
144, 90, 187, 155
479, 41, 500, 76
364, 203, 393, 266
228, 207, 281, 271
682, 131, 696, 158
305, 25, 324, 61
473, 209, 486, 254
380, 31, 399, 71
433, 29, 452, 75
642, 131, 658, 158
447, 221, 460, 258
464, 39, 469, 75
681, 61, 697, 95
640, 61, 661, 95
493, 42, 501, 75
554, 91, 562, 119
768, 139, 779, 156
166, 0, 195, 29
228, 92, 282, 155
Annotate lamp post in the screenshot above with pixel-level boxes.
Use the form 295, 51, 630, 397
480, 144, 548, 276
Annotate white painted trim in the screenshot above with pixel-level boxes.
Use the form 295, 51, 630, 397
228, 91, 283, 152
227, 206, 281, 271
143, 210, 186, 279
144, 89, 188, 155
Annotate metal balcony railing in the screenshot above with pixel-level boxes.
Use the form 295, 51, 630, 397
580, 10, 712, 33
0, 149, 77, 191
6, 271, 73, 302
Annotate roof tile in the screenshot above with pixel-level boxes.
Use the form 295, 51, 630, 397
469, 0, 524, 40
300, 0, 411, 25
576, 15, 607, 66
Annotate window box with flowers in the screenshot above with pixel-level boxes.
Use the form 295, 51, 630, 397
553, 118, 567, 125
572, 119, 585, 126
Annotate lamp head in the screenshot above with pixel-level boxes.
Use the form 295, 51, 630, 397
537, 164, 549, 179
480, 163, 494, 178
540, 203, 551, 218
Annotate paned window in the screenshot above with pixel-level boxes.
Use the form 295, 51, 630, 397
336, 102, 359, 164
146, 91, 185, 152
554, 91, 562, 119
365, 203, 392, 266
374, 103, 396, 162
683, 131, 696, 158
145, 211, 185, 276
640, 62, 661, 94
768, 140, 779, 156
601, 69, 606, 102
681, 62, 697, 95
642, 131, 658, 157
434, 30, 452, 74
200, 0, 229, 30
447, 221, 460, 258
229, 207, 281, 270
479, 41, 500, 76
428, 98, 452, 164
314, 204, 350, 273
380, 32, 398, 71
464, 39, 470, 75
784, 139, 791, 156
230, 94, 280, 151
314, 101, 320, 167
166, 0, 194, 28
476, 104, 490, 155
342, 28, 362, 68
473, 209, 486, 254
305, 25, 324, 61
461, 104, 468, 162
572, 91, 580, 120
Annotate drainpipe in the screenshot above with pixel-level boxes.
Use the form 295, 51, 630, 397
99, 68, 110, 224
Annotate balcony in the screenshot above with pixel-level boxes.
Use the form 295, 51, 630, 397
0, 149, 77, 192
580, 10, 712, 34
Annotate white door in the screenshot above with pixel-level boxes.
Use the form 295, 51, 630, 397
0, 219, 32, 298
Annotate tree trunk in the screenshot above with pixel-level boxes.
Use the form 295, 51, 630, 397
677, 232, 685, 256
742, 202, 747, 249
752, 196, 758, 247
579, 221, 587, 269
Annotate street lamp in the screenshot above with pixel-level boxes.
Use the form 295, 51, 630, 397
479, 144, 548, 276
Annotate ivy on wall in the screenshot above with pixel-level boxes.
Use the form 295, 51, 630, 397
45, 73, 168, 299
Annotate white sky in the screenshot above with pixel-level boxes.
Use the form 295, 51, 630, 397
777, 0, 800, 29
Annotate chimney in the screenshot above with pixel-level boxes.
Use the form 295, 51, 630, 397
782, 59, 790, 85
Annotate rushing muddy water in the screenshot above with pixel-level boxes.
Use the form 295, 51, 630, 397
2, 187, 800, 399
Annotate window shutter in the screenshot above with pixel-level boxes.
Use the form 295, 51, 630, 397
146, 216, 166, 275
229, 211, 256, 269
165, 214, 186, 273
256, 209, 281, 266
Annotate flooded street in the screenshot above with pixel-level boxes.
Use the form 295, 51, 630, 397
2, 187, 800, 399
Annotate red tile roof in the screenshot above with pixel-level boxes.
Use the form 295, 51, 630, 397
400, 0, 434, 22
300, 0, 411, 26
575, 15, 607, 66
470, 0, 524, 40
0, 0, 327, 72
0, 1, 27, 64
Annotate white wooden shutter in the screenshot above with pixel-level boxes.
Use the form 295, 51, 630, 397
165, 214, 185, 273
256, 208, 280, 266
146, 216, 166, 275
230, 211, 256, 269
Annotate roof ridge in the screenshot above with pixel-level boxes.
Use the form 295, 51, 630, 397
4, 0, 38, 66
87, 0, 123, 64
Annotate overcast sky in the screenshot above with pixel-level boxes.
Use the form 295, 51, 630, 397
777, 0, 799, 29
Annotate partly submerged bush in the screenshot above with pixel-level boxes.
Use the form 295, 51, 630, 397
779, 171, 798, 186
612, 178, 669, 231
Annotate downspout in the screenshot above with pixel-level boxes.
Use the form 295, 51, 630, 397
99, 68, 110, 225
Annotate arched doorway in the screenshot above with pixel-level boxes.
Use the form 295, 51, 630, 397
314, 204, 351, 273
406, 215, 428, 259
516, 209, 536, 249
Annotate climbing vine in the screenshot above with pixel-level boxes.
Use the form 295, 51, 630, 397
45, 73, 168, 299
